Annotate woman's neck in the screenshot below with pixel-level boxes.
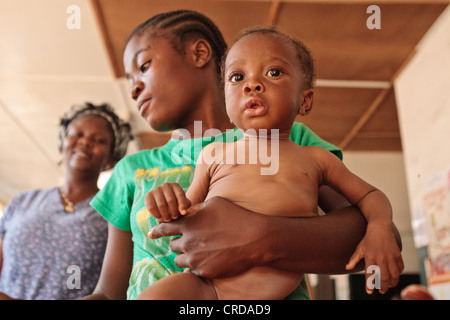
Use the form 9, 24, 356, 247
176, 88, 234, 139
60, 175, 99, 204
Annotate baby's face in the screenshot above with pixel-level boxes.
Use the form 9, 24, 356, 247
224, 32, 306, 134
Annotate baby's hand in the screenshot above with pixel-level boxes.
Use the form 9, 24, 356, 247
345, 221, 404, 294
145, 182, 191, 223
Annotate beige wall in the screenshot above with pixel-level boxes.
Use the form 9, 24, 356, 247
395, 5, 450, 217
394, 5, 450, 296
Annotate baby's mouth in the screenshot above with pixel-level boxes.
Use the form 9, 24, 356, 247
244, 98, 267, 117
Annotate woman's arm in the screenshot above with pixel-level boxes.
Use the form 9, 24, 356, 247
149, 193, 369, 278
81, 223, 133, 300
150, 187, 402, 288
0, 238, 16, 300
0, 241, 14, 299
0, 238, 3, 276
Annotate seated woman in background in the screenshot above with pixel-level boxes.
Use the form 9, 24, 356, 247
0, 102, 133, 300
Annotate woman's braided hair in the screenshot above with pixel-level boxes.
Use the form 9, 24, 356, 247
126, 10, 228, 75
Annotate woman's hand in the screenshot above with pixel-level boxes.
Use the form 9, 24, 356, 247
149, 196, 266, 278
149, 196, 371, 278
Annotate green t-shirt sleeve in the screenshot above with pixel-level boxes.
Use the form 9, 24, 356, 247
289, 122, 343, 160
90, 157, 133, 231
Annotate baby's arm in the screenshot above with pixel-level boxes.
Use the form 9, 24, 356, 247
185, 145, 214, 207
145, 146, 213, 223
312, 147, 404, 293
145, 182, 191, 222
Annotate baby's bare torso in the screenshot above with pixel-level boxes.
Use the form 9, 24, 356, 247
202, 138, 324, 299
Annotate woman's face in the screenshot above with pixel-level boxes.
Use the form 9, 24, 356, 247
62, 114, 114, 177
123, 33, 204, 132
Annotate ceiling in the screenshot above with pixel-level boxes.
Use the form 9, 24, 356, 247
0, 0, 448, 205
93, 0, 447, 150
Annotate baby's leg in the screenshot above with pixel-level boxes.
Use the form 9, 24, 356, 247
136, 272, 217, 300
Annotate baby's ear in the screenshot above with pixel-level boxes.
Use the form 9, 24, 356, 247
189, 39, 213, 68
298, 89, 314, 116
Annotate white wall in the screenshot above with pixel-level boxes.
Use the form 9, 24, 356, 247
394, 5, 450, 298
395, 5, 450, 219
0, 0, 143, 204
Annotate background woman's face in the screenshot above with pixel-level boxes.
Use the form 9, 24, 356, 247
62, 114, 114, 175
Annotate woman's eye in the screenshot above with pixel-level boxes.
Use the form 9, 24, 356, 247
267, 68, 282, 78
94, 138, 107, 144
140, 61, 151, 73
229, 73, 244, 83
68, 131, 82, 138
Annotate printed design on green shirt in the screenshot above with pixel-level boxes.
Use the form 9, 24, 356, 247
136, 207, 174, 260
134, 165, 194, 206
285, 276, 311, 300
127, 257, 175, 299
128, 164, 195, 299
133, 165, 195, 253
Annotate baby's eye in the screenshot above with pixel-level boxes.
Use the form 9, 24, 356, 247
267, 68, 282, 78
229, 73, 244, 83
140, 61, 151, 73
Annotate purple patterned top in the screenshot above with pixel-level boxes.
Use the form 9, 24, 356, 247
0, 187, 107, 300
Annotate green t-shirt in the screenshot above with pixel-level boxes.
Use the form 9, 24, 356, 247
91, 123, 342, 300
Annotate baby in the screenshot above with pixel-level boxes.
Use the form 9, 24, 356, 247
138, 26, 402, 300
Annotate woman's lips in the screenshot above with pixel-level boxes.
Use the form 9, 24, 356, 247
138, 98, 151, 116
72, 148, 92, 160
75, 150, 89, 158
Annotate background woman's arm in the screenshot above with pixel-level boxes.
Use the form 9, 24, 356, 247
81, 223, 133, 300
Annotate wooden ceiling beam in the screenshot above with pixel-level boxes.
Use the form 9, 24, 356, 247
356, 131, 401, 138
338, 86, 392, 150
267, 1, 283, 25
316, 79, 391, 89
337, 48, 417, 150
90, 0, 121, 78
